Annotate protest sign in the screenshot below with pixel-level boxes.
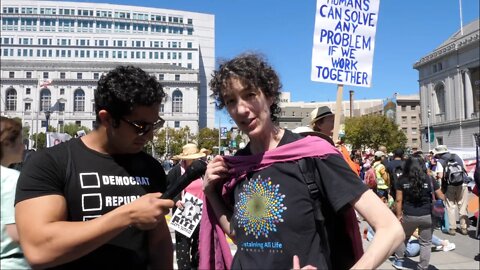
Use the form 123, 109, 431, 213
46, 132, 72, 148
168, 192, 203, 238
311, 0, 380, 87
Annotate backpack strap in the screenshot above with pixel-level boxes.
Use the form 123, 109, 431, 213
298, 157, 324, 221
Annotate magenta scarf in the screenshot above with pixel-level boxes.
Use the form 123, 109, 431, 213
198, 136, 340, 270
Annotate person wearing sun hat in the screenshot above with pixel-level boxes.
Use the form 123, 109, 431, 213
433, 145, 469, 236
167, 143, 206, 269
310, 106, 335, 138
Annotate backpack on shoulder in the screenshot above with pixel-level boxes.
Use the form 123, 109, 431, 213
298, 157, 363, 270
364, 167, 377, 190
442, 154, 468, 185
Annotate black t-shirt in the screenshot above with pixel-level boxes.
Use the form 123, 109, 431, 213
15, 138, 167, 269
230, 130, 367, 270
395, 174, 438, 216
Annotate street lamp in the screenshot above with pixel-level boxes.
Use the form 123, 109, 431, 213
426, 108, 431, 153
45, 110, 51, 133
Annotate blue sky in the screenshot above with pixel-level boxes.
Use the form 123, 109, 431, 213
62, 0, 479, 125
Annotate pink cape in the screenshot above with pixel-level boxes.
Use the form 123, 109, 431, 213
198, 136, 341, 270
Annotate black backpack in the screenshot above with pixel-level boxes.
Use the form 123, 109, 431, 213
440, 154, 468, 185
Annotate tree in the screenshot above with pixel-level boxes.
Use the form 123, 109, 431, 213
344, 114, 407, 152
62, 123, 91, 137
197, 127, 220, 153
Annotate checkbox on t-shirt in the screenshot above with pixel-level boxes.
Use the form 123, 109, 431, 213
82, 193, 102, 211
80, 173, 100, 188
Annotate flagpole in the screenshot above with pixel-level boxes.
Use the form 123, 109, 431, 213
459, 0, 464, 35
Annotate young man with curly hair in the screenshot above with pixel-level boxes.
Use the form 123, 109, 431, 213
15, 66, 174, 269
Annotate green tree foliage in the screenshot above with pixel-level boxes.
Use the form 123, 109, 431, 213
152, 126, 195, 157
344, 114, 407, 151
197, 127, 219, 153
62, 123, 91, 137
30, 132, 46, 150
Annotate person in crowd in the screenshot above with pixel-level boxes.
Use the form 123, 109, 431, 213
167, 143, 206, 270
393, 154, 445, 270
433, 145, 469, 235
200, 53, 404, 270
309, 106, 359, 176
14, 66, 174, 269
387, 149, 405, 201
373, 151, 390, 195
1, 117, 29, 269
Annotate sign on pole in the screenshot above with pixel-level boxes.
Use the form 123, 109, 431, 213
311, 0, 380, 87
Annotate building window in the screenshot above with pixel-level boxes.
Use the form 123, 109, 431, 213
25, 102, 31, 111
434, 84, 446, 118
93, 73, 99, 80
159, 74, 164, 81
412, 138, 418, 144
175, 74, 180, 81
43, 72, 49, 79
5, 87, 17, 111
411, 105, 416, 110
174, 121, 180, 128
59, 102, 65, 112
77, 73, 82, 79
411, 128, 417, 135
402, 128, 407, 134
74, 88, 85, 112
401, 116, 407, 124
26, 71, 32, 78
40, 88, 51, 111
401, 105, 406, 112
411, 116, 417, 124
26, 88, 31, 95
9, 71, 14, 78
75, 121, 81, 126
60, 72, 66, 79
60, 88, 65, 95
172, 89, 183, 113
436, 136, 443, 145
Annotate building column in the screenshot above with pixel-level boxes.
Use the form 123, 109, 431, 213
464, 69, 474, 118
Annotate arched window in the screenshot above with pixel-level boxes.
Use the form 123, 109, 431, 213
172, 89, 183, 113
40, 88, 51, 112
5, 87, 17, 111
434, 84, 446, 115
74, 88, 85, 112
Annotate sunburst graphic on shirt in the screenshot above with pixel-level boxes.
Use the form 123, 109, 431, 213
235, 175, 287, 239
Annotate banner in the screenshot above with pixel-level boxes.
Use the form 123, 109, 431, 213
311, 0, 380, 87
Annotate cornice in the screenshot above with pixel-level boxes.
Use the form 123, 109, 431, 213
413, 31, 479, 68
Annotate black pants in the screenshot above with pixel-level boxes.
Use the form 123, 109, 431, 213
175, 226, 199, 270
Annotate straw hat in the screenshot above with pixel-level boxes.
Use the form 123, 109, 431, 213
199, 148, 212, 155
173, 143, 206, 160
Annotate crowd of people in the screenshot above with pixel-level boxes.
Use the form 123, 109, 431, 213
1, 53, 478, 270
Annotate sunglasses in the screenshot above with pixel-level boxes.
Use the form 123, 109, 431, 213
120, 116, 165, 136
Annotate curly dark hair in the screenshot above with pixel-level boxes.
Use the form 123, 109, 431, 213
402, 153, 428, 200
209, 53, 282, 123
94, 65, 165, 127
0, 116, 22, 159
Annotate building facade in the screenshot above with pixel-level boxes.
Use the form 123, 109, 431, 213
395, 94, 421, 151
0, 0, 215, 139
414, 19, 479, 151
278, 91, 383, 130
279, 92, 422, 151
